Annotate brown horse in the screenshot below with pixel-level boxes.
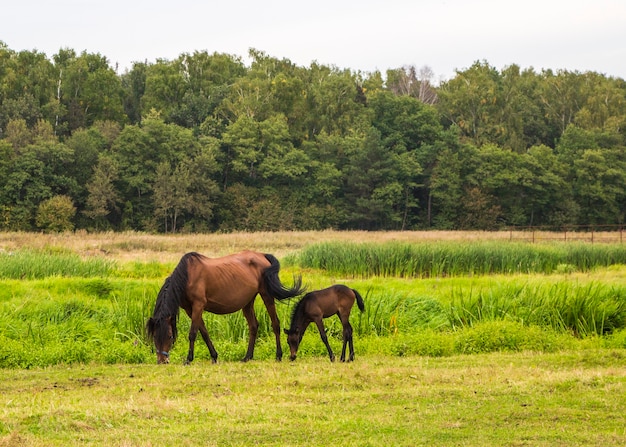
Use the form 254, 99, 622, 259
284, 284, 365, 362
146, 251, 304, 364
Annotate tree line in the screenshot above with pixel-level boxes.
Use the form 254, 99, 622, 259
1, 42, 625, 232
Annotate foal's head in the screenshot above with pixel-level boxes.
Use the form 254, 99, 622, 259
283, 328, 302, 361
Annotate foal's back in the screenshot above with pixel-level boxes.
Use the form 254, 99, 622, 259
307, 284, 356, 318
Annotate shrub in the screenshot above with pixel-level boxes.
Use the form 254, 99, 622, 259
35, 195, 76, 232
453, 321, 569, 354
389, 331, 455, 357
604, 328, 626, 349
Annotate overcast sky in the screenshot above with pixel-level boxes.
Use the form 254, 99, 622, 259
3, 0, 625, 81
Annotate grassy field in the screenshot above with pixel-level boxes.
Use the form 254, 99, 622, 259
0, 231, 625, 446
1, 351, 625, 446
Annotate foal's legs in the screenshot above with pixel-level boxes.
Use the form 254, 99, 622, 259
339, 311, 355, 362
340, 322, 354, 362
315, 319, 335, 362
241, 300, 259, 362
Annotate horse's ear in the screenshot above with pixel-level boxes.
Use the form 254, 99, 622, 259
146, 318, 155, 337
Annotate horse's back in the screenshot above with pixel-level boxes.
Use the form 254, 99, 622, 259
198, 249, 266, 265
194, 250, 269, 277
186, 250, 271, 313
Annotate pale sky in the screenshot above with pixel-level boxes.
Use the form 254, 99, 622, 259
3, 0, 626, 81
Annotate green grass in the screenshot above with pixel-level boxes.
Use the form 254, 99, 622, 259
1, 351, 624, 446
1, 272, 624, 367
0, 276, 157, 367
1, 247, 626, 367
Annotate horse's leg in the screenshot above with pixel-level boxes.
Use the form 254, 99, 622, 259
186, 304, 211, 365
260, 295, 283, 361
241, 300, 259, 362
197, 318, 218, 363
315, 319, 335, 362
186, 321, 198, 365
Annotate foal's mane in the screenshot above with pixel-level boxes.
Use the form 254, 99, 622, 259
288, 292, 312, 331
147, 252, 204, 345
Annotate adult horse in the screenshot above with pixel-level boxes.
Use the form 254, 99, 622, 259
146, 251, 304, 364
284, 284, 365, 362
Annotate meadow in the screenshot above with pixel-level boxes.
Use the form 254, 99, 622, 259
0, 231, 625, 445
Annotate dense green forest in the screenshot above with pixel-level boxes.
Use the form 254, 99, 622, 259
1, 42, 625, 232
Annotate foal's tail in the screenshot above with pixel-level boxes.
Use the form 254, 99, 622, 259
263, 253, 306, 300
352, 288, 365, 312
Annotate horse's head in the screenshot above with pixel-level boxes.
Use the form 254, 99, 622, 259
147, 276, 180, 364
146, 316, 175, 364
283, 328, 302, 361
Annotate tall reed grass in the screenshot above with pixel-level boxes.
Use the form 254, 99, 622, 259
446, 281, 626, 336
292, 241, 626, 277
0, 249, 116, 279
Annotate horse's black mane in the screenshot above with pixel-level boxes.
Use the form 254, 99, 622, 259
147, 252, 204, 346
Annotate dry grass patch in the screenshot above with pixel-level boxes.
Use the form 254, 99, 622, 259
1, 229, 623, 265
0, 230, 518, 263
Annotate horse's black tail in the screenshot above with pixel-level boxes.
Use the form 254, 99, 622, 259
352, 288, 365, 312
263, 253, 306, 300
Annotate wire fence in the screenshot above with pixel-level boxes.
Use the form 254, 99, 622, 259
507, 225, 624, 243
